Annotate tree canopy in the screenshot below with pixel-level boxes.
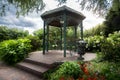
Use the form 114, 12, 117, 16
57, 0, 112, 16
0, 26, 29, 42
0, 0, 45, 16
0, 0, 119, 16
104, 0, 120, 35
83, 0, 120, 36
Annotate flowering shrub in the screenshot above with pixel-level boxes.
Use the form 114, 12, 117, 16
101, 31, 120, 62
77, 61, 105, 80
46, 61, 107, 80
84, 35, 104, 52
44, 61, 120, 80
87, 61, 120, 80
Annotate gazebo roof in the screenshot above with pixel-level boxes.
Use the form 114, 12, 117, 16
41, 6, 85, 27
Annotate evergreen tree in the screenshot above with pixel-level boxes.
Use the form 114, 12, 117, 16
104, 0, 120, 35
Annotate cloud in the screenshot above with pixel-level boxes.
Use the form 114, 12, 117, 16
0, 2, 45, 34
83, 12, 105, 30
13, 17, 35, 27
0, 0, 105, 34
45, 0, 105, 30
0, 15, 36, 27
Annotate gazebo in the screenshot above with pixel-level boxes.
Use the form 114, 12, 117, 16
41, 6, 85, 57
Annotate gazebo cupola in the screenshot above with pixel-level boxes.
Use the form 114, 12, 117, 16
41, 6, 85, 57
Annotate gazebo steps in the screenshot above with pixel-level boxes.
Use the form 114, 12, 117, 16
24, 58, 54, 68
16, 59, 54, 78
15, 51, 96, 79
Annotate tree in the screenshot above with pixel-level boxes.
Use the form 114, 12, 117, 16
0, 0, 119, 16
0, 26, 29, 42
57, 0, 112, 16
84, 23, 106, 37
104, 0, 120, 35
81, 0, 120, 36
33, 28, 43, 39
58, 0, 120, 16
0, 0, 45, 16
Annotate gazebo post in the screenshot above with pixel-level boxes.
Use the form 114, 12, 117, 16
80, 21, 83, 40
74, 26, 77, 52
60, 27, 62, 50
43, 21, 46, 55
46, 24, 49, 52
63, 12, 67, 57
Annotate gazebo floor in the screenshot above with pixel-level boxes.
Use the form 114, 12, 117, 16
27, 50, 96, 63
27, 50, 79, 64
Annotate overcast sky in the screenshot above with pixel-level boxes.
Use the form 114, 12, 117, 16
0, 0, 104, 34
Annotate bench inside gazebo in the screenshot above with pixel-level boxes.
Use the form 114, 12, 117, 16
41, 6, 85, 57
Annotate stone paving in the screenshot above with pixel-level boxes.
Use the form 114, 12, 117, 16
27, 50, 79, 64
27, 50, 96, 63
0, 50, 96, 80
0, 62, 42, 80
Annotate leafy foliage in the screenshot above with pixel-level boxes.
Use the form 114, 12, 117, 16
0, 0, 117, 16
33, 29, 43, 40
0, 38, 31, 65
100, 31, 120, 62
85, 31, 120, 62
102, 0, 120, 36
104, 7, 120, 35
26, 35, 42, 51
0, 26, 29, 42
45, 61, 120, 80
49, 61, 82, 80
33, 27, 61, 50
0, 0, 45, 16
57, 0, 115, 16
84, 35, 104, 52
88, 61, 120, 80
79, 0, 111, 16
83, 0, 120, 36
84, 23, 106, 37
56, 0, 67, 5
49, 27, 61, 49
33, 27, 79, 51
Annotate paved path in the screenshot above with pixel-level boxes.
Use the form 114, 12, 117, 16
0, 62, 41, 80
83, 52, 96, 61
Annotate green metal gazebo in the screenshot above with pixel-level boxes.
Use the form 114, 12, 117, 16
41, 6, 85, 57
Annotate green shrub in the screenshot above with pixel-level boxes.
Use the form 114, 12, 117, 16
84, 35, 104, 52
88, 61, 120, 80
84, 23, 106, 37
0, 38, 31, 65
101, 31, 120, 62
49, 61, 83, 80
44, 61, 120, 80
0, 26, 29, 42
27, 35, 42, 51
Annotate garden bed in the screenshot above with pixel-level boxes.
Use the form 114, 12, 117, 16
44, 61, 120, 80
